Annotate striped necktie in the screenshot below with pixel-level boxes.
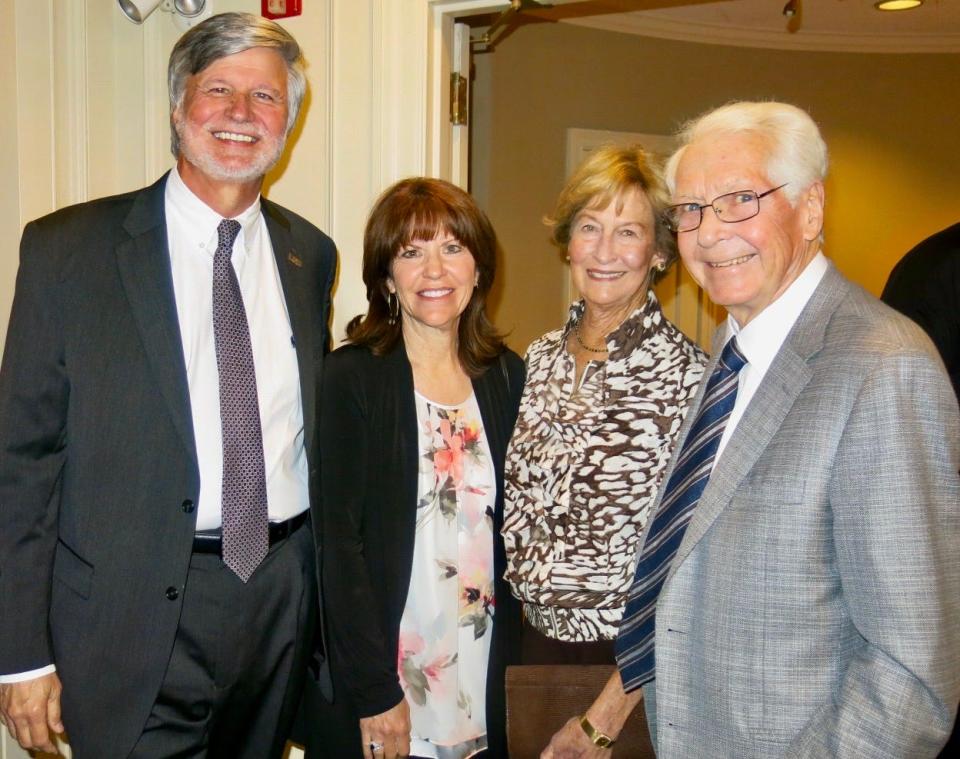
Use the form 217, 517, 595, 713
615, 337, 747, 691
213, 219, 269, 583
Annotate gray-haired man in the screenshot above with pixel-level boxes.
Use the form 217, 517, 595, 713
0, 12, 334, 757
544, 101, 959, 758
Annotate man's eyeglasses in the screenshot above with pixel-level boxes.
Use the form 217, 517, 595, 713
664, 183, 789, 233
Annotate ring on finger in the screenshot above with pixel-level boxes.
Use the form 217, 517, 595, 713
369, 741, 385, 753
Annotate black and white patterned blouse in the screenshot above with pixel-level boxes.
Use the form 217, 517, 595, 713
502, 292, 706, 642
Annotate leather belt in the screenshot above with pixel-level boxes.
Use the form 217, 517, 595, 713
192, 511, 309, 556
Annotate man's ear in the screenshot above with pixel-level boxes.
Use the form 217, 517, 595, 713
802, 181, 825, 242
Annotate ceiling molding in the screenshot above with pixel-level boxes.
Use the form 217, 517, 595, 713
562, 14, 960, 54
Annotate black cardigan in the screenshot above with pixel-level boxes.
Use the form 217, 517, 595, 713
318, 340, 525, 756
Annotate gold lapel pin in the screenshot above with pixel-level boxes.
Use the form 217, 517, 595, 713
287, 251, 303, 268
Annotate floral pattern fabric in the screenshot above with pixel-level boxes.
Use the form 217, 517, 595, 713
399, 392, 495, 759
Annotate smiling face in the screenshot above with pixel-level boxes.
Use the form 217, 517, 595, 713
568, 189, 663, 317
173, 46, 289, 189
387, 230, 478, 338
673, 131, 824, 327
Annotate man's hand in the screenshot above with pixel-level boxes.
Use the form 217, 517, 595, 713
541, 669, 643, 759
359, 697, 411, 759
0, 673, 64, 754
541, 715, 611, 759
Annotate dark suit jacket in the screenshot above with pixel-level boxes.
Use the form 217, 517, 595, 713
317, 341, 524, 757
882, 221, 960, 402
0, 173, 336, 757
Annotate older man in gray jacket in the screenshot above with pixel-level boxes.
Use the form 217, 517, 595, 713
544, 101, 959, 759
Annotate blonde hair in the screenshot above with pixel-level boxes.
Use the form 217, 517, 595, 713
545, 144, 677, 281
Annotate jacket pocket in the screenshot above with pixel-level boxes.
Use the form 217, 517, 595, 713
52, 540, 94, 599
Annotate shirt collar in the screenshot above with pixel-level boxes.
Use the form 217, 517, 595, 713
166, 166, 263, 254
726, 251, 829, 373
562, 290, 664, 357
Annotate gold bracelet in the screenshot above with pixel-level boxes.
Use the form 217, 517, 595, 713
579, 714, 616, 748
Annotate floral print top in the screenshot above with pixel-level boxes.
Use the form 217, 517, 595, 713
399, 392, 495, 759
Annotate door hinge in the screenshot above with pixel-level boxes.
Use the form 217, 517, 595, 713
450, 72, 468, 126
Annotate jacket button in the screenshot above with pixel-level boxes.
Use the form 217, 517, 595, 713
165, 587, 179, 601
181, 499, 195, 513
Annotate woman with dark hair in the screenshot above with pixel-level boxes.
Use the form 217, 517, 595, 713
305, 178, 523, 759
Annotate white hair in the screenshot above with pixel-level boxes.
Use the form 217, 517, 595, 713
664, 101, 829, 206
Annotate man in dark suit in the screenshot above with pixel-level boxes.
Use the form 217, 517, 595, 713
0, 12, 335, 758
882, 221, 960, 401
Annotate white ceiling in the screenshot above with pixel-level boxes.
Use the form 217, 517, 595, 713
535, 0, 960, 53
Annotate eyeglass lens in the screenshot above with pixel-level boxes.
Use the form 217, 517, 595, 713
666, 184, 788, 233
667, 190, 760, 233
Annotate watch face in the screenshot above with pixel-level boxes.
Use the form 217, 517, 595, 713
580, 715, 615, 748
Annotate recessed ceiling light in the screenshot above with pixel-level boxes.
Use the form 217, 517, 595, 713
875, 0, 924, 11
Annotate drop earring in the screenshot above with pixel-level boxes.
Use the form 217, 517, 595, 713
387, 291, 400, 325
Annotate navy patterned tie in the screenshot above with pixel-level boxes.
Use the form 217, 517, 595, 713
615, 337, 747, 691
212, 219, 268, 582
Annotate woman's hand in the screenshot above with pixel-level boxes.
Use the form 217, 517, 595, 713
541, 715, 611, 758
360, 698, 411, 759
541, 670, 643, 759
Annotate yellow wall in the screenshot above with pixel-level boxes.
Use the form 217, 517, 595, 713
471, 22, 960, 354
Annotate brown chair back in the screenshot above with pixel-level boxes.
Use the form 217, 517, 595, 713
505, 664, 655, 758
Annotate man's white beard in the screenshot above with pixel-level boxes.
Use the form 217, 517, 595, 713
175, 116, 286, 183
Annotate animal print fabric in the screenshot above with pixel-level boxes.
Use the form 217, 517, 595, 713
503, 292, 706, 642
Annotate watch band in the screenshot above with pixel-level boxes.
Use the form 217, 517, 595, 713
579, 714, 616, 748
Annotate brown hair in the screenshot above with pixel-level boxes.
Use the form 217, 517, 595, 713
346, 177, 506, 376
545, 144, 677, 282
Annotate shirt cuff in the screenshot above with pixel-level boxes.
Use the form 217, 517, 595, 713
0, 665, 57, 683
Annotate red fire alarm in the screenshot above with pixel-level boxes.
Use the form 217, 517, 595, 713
262, 0, 302, 19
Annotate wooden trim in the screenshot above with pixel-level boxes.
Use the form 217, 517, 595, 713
563, 14, 960, 54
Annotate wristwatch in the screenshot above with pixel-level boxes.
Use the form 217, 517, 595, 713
579, 714, 616, 748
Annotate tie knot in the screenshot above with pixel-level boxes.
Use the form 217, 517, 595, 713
719, 337, 747, 374
217, 219, 242, 252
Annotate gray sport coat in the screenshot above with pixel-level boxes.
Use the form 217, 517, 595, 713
642, 263, 960, 758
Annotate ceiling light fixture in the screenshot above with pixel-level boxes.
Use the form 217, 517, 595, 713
875, 0, 924, 10
117, 0, 164, 23
117, 0, 208, 25
172, 0, 206, 17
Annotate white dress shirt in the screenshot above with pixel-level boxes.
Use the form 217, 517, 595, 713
714, 252, 829, 465
166, 167, 309, 530
0, 170, 310, 684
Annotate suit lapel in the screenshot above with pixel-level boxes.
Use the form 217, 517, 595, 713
115, 174, 197, 461
666, 264, 849, 581
262, 199, 318, 456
